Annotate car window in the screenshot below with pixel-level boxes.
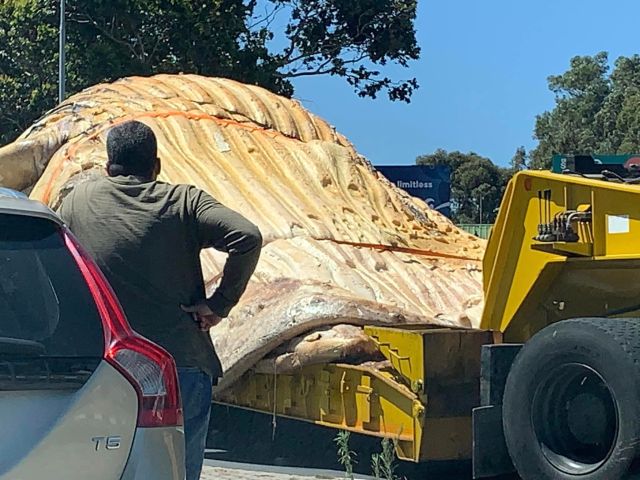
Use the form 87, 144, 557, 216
0, 214, 103, 358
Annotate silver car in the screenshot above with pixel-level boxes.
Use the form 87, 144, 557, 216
0, 188, 185, 479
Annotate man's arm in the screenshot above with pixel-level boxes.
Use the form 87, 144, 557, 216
189, 188, 262, 319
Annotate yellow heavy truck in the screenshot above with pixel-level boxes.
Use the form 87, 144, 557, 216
218, 157, 640, 480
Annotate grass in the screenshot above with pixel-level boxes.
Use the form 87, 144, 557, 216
334, 431, 403, 480
334, 430, 357, 480
371, 437, 401, 480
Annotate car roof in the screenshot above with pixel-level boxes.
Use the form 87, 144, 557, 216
0, 188, 62, 225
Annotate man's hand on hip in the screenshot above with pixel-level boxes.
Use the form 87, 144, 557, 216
181, 301, 224, 331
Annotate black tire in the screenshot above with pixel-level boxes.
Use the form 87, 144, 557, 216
503, 318, 640, 480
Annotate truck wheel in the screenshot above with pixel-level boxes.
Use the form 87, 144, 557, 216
502, 318, 640, 480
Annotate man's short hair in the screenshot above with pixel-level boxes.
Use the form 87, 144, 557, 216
106, 121, 157, 177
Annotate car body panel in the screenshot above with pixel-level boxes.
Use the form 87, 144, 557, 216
120, 427, 185, 479
0, 195, 62, 225
0, 361, 138, 480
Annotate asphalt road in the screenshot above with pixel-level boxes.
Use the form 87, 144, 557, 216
205, 404, 512, 480
202, 458, 374, 479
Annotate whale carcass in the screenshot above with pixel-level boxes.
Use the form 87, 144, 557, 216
0, 75, 485, 392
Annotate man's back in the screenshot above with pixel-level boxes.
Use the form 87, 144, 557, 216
58, 120, 261, 480
60, 174, 261, 378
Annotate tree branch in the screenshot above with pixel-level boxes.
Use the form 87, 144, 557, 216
277, 55, 335, 78
281, 38, 359, 67
279, 0, 304, 62
279, 52, 370, 78
148, 36, 162, 64
248, 3, 285, 30
73, 13, 140, 58
277, 67, 334, 78
0, 110, 25, 130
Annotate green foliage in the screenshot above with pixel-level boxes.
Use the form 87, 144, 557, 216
271, 0, 420, 101
0, 0, 59, 145
416, 149, 508, 224
334, 430, 356, 480
0, 0, 420, 145
371, 437, 401, 480
531, 52, 640, 169
510, 146, 528, 173
65, 0, 274, 89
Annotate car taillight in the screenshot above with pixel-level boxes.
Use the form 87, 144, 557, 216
63, 228, 183, 427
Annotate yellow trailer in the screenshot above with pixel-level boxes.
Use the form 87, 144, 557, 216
217, 164, 640, 480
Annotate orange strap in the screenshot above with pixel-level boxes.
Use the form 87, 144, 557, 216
331, 239, 478, 261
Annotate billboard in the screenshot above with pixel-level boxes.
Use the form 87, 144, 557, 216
376, 165, 452, 218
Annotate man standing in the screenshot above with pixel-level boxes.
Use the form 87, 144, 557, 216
59, 120, 262, 480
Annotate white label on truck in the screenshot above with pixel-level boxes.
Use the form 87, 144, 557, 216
607, 214, 630, 234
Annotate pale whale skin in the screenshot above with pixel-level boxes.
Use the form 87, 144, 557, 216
0, 75, 485, 391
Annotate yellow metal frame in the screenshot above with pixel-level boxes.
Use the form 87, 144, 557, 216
216, 327, 492, 462
482, 170, 640, 340
216, 362, 423, 461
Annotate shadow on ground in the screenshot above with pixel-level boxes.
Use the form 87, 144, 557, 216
206, 404, 517, 480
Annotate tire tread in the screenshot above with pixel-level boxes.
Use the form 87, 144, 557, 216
564, 318, 640, 366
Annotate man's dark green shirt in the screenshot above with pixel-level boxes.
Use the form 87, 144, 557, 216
59, 175, 262, 379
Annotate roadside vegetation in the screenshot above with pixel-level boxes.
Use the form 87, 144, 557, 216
335, 431, 403, 480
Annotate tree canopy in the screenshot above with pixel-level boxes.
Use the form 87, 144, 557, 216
510, 146, 528, 172
531, 52, 640, 169
415, 52, 640, 223
0, 0, 420, 145
416, 149, 509, 224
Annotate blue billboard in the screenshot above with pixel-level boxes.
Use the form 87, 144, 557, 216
376, 165, 452, 218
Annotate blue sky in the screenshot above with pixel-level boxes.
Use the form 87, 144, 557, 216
284, 0, 640, 167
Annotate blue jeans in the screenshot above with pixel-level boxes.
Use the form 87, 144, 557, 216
177, 367, 213, 480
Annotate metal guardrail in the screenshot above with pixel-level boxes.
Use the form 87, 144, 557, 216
457, 224, 493, 239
